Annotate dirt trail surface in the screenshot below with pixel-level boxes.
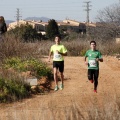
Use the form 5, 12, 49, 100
0, 56, 120, 120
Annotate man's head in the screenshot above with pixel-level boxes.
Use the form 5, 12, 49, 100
0, 16, 4, 23
90, 41, 96, 50
0, 17, 3, 23
55, 35, 61, 45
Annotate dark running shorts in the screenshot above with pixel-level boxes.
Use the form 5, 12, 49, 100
88, 69, 99, 80
53, 61, 64, 73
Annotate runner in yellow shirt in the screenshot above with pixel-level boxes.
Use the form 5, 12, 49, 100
48, 35, 67, 91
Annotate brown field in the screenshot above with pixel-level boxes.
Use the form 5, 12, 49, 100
0, 56, 120, 120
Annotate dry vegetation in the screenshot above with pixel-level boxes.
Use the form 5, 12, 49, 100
0, 34, 120, 119
0, 35, 53, 102
0, 56, 120, 120
36, 37, 120, 56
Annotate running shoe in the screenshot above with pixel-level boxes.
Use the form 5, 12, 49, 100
94, 90, 97, 93
59, 84, 64, 90
54, 85, 59, 91
90, 80, 93, 83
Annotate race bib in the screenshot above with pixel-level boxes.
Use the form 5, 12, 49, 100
54, 53, 62, 60
89, 60, 97, 67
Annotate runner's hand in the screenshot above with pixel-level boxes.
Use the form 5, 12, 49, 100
85, 62, 88, 65
96, 58, 99, 61
48, 57, 50, 62
56, 50, 59, 54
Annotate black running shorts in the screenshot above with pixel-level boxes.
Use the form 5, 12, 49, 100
88, 69, 99, 80
53, 61, 64, 73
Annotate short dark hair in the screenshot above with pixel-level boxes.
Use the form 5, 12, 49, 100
55, 34, 61, 39
90, 41, 96, 45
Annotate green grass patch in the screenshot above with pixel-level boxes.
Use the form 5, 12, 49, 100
0, 76, 31, 103
3, 57, 52, 78
0, 57, 53, 103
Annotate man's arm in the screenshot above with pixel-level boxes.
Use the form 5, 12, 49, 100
96, 52, 103, 62
85, 56, 88, 65
96, 58, 103, 62
85, 56, 87, 61
58, 51, 67, 56
57, 45, 67, 56
99, 58, 103, 62
48, 51, 52, 62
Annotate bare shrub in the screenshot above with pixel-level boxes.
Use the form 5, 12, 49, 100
32, 37, 120, 57
96, 4, 120, 39
96, 39, 120, 55
0, 34, 39, 62
33, 39, 89, 56
64, 39, 89, 56
37, 40, 54, 55
1, 34, 119, 61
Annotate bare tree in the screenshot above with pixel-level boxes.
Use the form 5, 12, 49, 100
96, 4, 120, 38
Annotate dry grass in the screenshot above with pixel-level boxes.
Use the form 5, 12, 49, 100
0, 35, 40, 63
85, 94, 120, 120
1, 92, 120, 120
0, 35, 120, 119
32, 38, 120, 56
1, 35, 119, 62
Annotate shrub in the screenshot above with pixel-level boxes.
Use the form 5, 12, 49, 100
0, 35, 39, 62
0, 56, 53, 103
3, 57, 53, 78
36, 37, 120, 56
0, 74, 31, 103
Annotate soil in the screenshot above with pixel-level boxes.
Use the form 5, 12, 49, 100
0, 56, 120, 120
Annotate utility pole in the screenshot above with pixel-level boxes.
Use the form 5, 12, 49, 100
83, 1, 92, 34
15, 8, 22, 26
83, 1, 92, 23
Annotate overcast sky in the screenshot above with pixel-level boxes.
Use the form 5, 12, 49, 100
0, 0, 119, 22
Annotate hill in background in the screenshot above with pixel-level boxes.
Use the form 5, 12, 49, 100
25, 17, 51, 22
5, 17, 61, 25
5, 20, 15, 25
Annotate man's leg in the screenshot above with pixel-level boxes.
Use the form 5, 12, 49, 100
88, 69, 94, 83
93, 70, 99, 92
53, 67, 58, 86
60, 72, 64, 84
59, 61, 64, 90
53, 61, 59, 91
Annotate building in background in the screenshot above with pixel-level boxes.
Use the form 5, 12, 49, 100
8, 19, 96, 35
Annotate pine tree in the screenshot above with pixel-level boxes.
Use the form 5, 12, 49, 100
46, 19, 59, 39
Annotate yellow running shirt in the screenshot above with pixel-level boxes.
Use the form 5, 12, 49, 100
50, 44, 67, 61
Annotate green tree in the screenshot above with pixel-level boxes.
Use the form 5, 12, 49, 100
46, 19, 59, 39
8, 24, 42, 42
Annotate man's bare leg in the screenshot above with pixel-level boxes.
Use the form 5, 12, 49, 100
53, 68, 59, 91
59, 72, 64, 90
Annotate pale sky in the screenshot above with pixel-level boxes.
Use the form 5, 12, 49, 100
0, 0, 119, 22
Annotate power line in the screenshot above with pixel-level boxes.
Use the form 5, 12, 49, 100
15, 8, 22, 25
83, 1, 92, 35
83, 1, 92, 23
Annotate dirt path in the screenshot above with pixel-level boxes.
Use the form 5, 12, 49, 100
0, 56, 120, 120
